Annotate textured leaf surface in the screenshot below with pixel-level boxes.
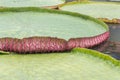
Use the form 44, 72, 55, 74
0, 8, 108, 40
0, 0, 65, 7
0, 48, 120, 80
60, 1, 120, 23
0, 8, 109, 53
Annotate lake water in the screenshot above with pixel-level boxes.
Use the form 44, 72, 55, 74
109, 24, 120, 41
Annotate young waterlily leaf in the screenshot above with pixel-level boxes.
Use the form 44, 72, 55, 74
0, 7, 109, 53
0, 48, 120, 79
59, 1, 120, 23
0, 0, 65, 8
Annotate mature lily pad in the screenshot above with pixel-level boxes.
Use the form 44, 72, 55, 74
0, 48, 120, 80
59, 1, 120, 23
0, 0, 65, 7
0, 7, 109, 53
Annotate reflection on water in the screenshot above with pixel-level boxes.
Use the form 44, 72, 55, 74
109, 24, 120, 41
108, 24, 120, 59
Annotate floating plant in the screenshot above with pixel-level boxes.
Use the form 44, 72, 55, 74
0, 48, 120, 80
0, 6, 118, 80
0, 0, 65, 7
59, 1, 120, 23
0, 7, 109, 54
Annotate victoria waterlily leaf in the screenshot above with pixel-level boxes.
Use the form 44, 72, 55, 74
0, 0, 65, 7
0, 8, 109, 53
0, 48, 120, 79
59, 1, 120, 23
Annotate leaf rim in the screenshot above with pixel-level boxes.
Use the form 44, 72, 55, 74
59, 1, 120, 23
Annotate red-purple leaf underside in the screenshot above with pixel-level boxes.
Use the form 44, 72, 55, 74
0, 32, 109, 53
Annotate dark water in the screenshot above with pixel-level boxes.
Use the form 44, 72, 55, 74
109, 24, 120, 42
107, 24, 120, 59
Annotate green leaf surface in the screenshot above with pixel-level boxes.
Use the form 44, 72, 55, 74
0, 48, 120, 80
60, 1, 120, 20
0, 7, 108, 40
0, 0, 65, 7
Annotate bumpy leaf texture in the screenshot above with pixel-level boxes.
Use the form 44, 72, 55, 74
0, 37, 67, 53
68, 31, 109, 50
0, 32, 109, 53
